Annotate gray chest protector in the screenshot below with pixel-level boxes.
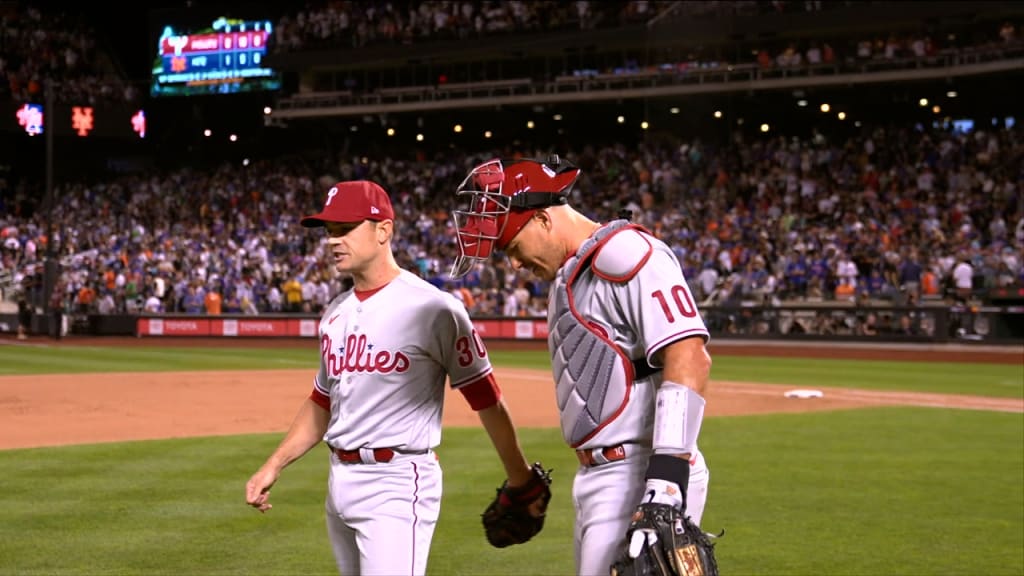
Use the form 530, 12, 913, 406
550, 220, 648, 447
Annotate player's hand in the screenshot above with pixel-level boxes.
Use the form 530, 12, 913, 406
245, 466, 280, 513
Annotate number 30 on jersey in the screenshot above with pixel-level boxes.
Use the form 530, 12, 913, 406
456, 329, 487, 367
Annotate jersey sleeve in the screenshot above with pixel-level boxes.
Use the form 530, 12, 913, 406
430, 293, 493, 389
619, 240, 709, 365
312, 329, 331, 406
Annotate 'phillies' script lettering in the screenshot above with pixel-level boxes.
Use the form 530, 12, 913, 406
321, 333, 410, 374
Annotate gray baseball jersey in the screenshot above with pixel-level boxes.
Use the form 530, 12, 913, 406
312, 269, 492, 452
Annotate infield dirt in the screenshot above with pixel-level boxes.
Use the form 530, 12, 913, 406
0, 345, 1020, 450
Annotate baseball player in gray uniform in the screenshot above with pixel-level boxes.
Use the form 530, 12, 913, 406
450, 157, 713, 576
245, 180, 542, 576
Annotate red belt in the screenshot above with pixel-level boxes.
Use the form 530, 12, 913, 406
333, 447, 395, 464
576, 444, 627, 467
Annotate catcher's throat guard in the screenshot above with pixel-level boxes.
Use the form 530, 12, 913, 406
450, 156, 580, 278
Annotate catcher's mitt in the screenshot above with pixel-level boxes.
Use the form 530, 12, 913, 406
481, 462, 553, 548
609, 503, 720, 576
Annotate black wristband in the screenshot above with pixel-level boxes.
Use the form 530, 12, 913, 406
646, 454, 691, 488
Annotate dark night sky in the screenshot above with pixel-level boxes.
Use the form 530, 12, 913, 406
86, 1, 284, 83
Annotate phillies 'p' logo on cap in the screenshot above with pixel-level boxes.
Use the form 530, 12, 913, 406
301, 180, 395, 228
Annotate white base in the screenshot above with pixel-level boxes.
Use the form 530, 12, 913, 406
784, 389, 824, 399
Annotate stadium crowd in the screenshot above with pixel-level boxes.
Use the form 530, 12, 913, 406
0, 4, 139, 105
1, 2, 1017, 108
271, 1, 669, 53
2, 121, 1021, 326
268, 1, 897, 55
1, 3, 1022, 340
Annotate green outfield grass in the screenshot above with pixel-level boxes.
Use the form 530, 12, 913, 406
1, 409, 1021, 576
1, 344, 1021, 575
1, 345, 1020, 398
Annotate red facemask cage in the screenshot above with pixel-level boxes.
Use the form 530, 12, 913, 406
450, 156, 580, 278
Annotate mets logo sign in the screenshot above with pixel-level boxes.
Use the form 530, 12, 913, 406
321, 333, 410, 374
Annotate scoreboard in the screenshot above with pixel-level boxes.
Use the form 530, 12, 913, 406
151, 16, 281, 97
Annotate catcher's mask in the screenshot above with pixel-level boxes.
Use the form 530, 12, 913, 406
450, 155, 581, 278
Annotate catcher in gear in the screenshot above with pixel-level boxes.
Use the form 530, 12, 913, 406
450, 156, 716, 576
482, 462, 553, 547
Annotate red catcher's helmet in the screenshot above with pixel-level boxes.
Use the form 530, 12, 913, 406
450, 155, 580, 278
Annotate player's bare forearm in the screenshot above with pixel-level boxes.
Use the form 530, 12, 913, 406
659, 336, 712, 396
476, 399, 533, 486
265, 397, 331, 471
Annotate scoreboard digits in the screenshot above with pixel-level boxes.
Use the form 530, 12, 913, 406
152, 16, 281, 97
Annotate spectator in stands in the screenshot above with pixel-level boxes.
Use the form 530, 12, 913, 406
182, 285, 204, 314
96, 289, 116, 315
898, 250, 923, 298
783, 251, 809, 298
835, 251, 859, 293
952, 254, 974, 303
2, 113, 1020, 321
282, 275, 303, 312
16, 294, 31, 340
999, 21, 1017, 44
501, 287, 519, 317
920, 265, 941, 298
223, 289, 242, 314
864, 267, 888, 298
204, 285, 223, 315
143, 292, 163, 313
267, 280, 283, 312
896, 313, 919, 336
858, 312, 879, 336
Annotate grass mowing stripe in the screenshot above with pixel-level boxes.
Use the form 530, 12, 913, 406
709, 356, 1023, 398
1, 347, 1019, 399
491, 350, 1023, 398
0, 346, 315, 374
1, 409, 1020, 575
699, 406, 1023, 575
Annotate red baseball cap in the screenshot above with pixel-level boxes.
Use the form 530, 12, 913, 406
300, 181, 395, 227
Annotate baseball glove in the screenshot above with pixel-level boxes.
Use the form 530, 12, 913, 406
609, 503, 721, 576
481, 462, 553, 548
